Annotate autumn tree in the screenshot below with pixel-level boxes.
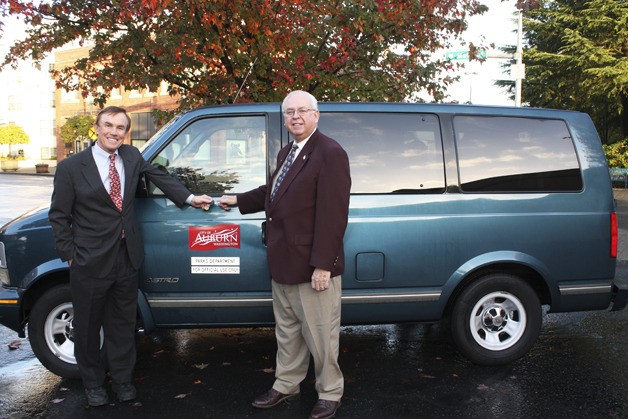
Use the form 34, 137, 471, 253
519, 0, 628, 143
60, 114, 95, 146
0, 0, 486, 110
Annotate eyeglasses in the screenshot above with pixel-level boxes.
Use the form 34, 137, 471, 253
283, 107, 317, 117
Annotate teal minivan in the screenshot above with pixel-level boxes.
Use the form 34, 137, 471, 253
0, 102, 625, 378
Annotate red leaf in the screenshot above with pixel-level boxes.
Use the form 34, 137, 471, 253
8, 340, 22, 350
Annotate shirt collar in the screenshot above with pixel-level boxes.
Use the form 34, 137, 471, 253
293, 128, 316, 151
92, 142, 118, 159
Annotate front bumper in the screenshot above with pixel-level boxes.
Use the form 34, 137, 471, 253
0, 287, 23, 336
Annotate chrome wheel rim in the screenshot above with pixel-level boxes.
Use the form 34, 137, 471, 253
469, 291, 527, 351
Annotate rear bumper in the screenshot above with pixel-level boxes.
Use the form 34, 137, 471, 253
0, 287, 23, 336
611, 276, 627, 311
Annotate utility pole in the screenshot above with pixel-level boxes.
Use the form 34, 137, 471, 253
514, 10, 524, 107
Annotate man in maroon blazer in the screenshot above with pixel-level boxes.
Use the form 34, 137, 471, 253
218, 91, 351, 419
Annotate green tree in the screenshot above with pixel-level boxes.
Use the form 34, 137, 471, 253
60, 114, 95, 146
0, 0, 486, 110
603, 138, 628, 168
516, 0, 628, 143
0, 125, 29, 158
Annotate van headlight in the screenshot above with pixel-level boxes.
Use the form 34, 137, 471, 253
0, 241, 5, 269
0, 242, 8, 286
0, 268, 9, 287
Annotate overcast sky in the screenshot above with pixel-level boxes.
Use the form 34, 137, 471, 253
443, 0, 520, 105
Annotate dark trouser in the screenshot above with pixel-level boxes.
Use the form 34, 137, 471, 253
70, 240, 138, 389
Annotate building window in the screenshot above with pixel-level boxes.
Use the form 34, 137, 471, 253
111, 88, 122, 99
61, 88, 79, 103
41, 147, 57, 159
131, 112, 157, 148
159, 81, 169, 95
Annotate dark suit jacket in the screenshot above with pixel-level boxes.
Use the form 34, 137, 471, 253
49, 144, 192, 278
238, 129, 351, 284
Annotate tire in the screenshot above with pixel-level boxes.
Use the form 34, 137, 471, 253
28, 284, 102, 379
450, 273, 542, 365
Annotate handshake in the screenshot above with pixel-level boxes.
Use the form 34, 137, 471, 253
190, 195, 237, 211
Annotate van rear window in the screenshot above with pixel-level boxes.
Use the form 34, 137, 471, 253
454, 116, 582, 192
320, 113, 446, 194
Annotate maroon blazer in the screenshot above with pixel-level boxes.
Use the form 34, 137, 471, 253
237, 129, 351, 284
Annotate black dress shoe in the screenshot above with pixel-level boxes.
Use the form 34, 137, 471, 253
115, 383, 137, 402
309, 399, 341, 419
85, 386, 109, 407
252, 388, 300, 409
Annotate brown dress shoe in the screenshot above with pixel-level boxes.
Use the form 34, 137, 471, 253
251, 388, 300, 409
309, 399, 341, 419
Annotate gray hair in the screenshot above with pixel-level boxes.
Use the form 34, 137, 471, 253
282, 90, 318, 111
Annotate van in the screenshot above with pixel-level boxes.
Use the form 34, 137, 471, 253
0, 102, 625, 378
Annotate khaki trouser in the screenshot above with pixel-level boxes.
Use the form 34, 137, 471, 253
271, 276, 344, 401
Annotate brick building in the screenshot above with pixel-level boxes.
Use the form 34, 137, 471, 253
54, 47, 179, 161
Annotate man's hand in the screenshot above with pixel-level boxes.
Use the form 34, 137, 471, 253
216, 195, 237, 211
190, 195, 213, 210
311, 268, 331, 291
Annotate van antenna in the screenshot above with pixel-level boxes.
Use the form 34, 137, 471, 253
233, 57, 258, 104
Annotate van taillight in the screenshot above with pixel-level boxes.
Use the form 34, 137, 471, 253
611, 212, 618, 258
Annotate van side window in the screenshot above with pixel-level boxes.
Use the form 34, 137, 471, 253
454, 116, 582, 192
319, 113, 445, 194
149, 116, 267, 195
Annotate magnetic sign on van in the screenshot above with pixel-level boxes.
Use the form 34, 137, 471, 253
188, 224, 240, 251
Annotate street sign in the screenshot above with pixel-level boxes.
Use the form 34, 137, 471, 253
445, 49, 487, 61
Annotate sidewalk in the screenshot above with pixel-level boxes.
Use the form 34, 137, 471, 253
0, 165, 56, 176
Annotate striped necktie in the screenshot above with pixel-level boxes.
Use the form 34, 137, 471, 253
271, 143, 298, 201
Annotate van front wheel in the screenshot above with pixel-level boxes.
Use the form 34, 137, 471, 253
450, 274, 541, 365
27, 284, 109, 379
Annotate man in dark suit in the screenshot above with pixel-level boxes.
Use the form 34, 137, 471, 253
49, 106, 212, 407
217, 91, 351, 419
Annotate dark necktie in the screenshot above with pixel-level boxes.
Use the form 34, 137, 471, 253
271, 143, 298, 201
109, 154, 122, 212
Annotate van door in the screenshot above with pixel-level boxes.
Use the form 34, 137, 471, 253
136, 113, 279, 326
317, 109, 449, 322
